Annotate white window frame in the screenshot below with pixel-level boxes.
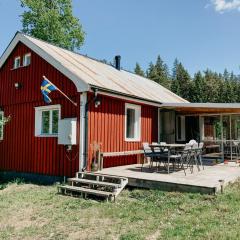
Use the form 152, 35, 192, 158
0, 111, 4, 140
23, 53, 31, 66
125, 103, 141, 142
13, 56, 21, 69
176, 115, 186, 141
34, 105, 61, 137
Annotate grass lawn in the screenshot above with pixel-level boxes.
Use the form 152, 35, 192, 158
1, 179, 240, 240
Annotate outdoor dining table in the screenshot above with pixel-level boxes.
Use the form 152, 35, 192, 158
149, 143, 186, 174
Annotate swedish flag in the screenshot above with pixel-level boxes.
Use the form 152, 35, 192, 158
41, 78, 57, 103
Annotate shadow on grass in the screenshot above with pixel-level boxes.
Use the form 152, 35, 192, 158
0, 177, 25, 190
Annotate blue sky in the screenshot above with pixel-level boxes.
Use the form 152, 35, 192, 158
0, 0, 240, 76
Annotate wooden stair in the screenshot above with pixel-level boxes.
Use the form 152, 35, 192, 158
58, 172, 128, 201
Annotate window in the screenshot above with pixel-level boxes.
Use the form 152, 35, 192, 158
13, 56, 21, 69
125, 103, 141, 141
35, 105, 61, 136
23, 53, 31, 66
176, 116, 185, 141
0, 112, 4, 140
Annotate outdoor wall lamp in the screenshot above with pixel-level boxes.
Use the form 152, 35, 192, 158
93, 88, 101, 108
14, 82, 22, 89
94, 97, 101, 108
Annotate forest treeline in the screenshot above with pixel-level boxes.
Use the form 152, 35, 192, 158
134, 56, 240, 103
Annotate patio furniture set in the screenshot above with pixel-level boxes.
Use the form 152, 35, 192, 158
142, 141, 204, 175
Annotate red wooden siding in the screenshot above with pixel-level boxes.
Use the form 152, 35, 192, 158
88, 94, 158, 168
0, 42, 80, 177
0, 41, 160, 176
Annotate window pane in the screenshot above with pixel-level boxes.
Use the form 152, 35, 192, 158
24, 55, 31, 66
231, 115, 240, 140
41, 111, 50, 134
14, 58, 20, 68
126, 108, 135, 138
204, 116, 221, 141
52, 110, 59, 134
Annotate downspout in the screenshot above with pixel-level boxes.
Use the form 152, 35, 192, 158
83, 89, 99, 171
84, 97, 89, 170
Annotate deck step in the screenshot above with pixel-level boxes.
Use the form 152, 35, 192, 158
76, 172, 128, 184
68, 178, 121, 189
58, 172, 128, 201
58, 185, 114, 201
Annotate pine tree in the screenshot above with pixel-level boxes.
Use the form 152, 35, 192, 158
146, 62, 158, 81
171, 58, 181, 95
203, 70, 221, 102
154, 55, 170, 88
146, 56, 170, 89
134, 63, 145, 77
171, 60, 192, 100
192, 71, 205, 102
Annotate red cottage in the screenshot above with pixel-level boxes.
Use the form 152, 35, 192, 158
0, 32, 187, 179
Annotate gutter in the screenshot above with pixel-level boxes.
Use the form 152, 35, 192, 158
90, 85, 164, 107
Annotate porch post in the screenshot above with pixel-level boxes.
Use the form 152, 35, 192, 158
158, 108, 161, 143
220, 114, 224, 162
230, 115, 232, 161
199, 116, 204, 142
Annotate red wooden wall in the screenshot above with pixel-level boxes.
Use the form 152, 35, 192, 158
88, 94, 158, 168
0, 42, 80, 177
0, 41, 159, 176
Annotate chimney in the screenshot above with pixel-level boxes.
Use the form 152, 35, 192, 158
115, 55, 121, 70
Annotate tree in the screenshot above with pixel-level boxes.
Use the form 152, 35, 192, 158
171, 60, 192, 100
146, 55, 170, 89
20, 0, 85, 51
191, 71, 205, 102
202, 70, 221, 103
171, 58, 181, 95
134, 63, 145, 77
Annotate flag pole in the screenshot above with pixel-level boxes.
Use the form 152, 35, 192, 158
43, 76, 77, 107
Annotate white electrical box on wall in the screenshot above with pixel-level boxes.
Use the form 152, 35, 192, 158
58, 118, 77, 145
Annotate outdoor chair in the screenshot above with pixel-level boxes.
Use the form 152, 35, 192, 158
189, 139, 197, 145
175, 143, 193, 174
142, 142, 159, 171
152, 142, 169, 170
158, 144, 192, 174
160, 142, 168, 152
232, 141, 240, 160
160, 144, 192, 175
197, 142, 204, 170
190, 143, 202, 172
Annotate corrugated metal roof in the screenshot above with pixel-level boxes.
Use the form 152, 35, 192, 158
22, 34, 188, 104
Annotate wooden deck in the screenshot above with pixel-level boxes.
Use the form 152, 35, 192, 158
99, 162, 240, 194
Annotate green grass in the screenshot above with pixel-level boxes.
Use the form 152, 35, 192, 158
1, 180, 240, 240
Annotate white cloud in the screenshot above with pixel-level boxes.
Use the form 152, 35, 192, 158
211, 0, 240, 12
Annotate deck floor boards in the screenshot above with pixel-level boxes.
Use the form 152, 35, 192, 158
100, 162, 240, 194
